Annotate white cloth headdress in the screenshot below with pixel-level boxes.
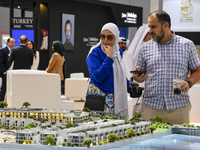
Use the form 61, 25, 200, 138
87, 23, 128, 118
118, 37, 129, 46
123, 26, 149, 79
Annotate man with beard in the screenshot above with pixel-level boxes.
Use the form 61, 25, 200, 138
133, 10, 200, 124
118, 37, 129, 58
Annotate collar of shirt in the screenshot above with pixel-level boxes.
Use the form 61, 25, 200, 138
20, 44, 26, 46
7, 46, 11, 52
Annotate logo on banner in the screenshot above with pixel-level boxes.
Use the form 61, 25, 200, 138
180, 0, 193, 23
121, 12, 137, 24
83, 37, 99, 47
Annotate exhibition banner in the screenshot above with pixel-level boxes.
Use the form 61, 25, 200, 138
163, 0, 200, 31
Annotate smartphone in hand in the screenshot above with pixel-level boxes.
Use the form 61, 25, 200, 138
130, 70, 146, 76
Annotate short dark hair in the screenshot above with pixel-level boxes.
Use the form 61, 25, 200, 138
7, 37, 14, 42
20, 35, 27, 44
149, 10, 171, 29
64, 20, 72, 32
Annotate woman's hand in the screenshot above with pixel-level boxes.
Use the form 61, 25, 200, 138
103, 44, 113, 58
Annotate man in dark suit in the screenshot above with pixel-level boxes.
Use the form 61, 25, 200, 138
8, 35, 33, 69
0, 37, 15, 102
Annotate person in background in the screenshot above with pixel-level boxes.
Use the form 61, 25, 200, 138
46, 41, 65, 95
118, 37, 129, 58
0, 37, 15, 103
40, 29, 48, 51
124, 26, 151, 80
133, 10, 200, 124
86, 23, 130, 119
27, 40, 39, 70
8, 35, 33, 70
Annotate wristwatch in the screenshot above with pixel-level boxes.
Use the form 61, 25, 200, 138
186, 80, 192, 88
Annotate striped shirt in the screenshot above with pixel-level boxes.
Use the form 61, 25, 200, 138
137, 34, 200, 110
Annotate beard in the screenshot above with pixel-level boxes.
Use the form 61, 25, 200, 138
151, 27, 165, 42
121, 46, 126, 51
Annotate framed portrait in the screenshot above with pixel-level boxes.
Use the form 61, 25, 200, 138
62, 13, 75, 50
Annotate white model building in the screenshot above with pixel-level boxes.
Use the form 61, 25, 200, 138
1, 107, 152, 147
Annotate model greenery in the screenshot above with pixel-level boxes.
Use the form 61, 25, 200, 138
82, 107, 90, 112
0, 101, 8, 108
148, 125, 156, 134
61, 142, 66, 146
44, 135, 55, 145
112, 115, 118, 119
108, 133, 120, 142
154, 116, 163, 123
126, 128, 136, 137
25, 123, 36, 129
22, 102, 31, 108
134, 113, 142, 119
65, 123, 75, 128
82, 138, 93, 148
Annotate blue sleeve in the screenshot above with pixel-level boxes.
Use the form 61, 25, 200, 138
127, 78, 130, 93
86, 49, 114, 83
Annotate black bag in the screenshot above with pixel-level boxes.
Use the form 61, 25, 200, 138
130, 82, 144, 98
84, 95, 105, 111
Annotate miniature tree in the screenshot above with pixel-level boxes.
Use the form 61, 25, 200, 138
126, 128, 136, 137
0, 101, 8, 108
0, 121, 1, 125
62, 142, 66, 146
82, 138, 93, 148
134, 113, 142, 119
82, 107, 90, 112
44, 135, 55, 145
70, 143, 75, 147
22, 102, 31, 108
108, 133, 120, 142
190, 124, 194, 127
27, 123, 36, 128
148, 125, 156, 134
65, 123, 75, 128
125, 120, 130, 124
154, 116, 163, 123
182, 123, 187, 127
112, 116, 118, 119
104, 140, 108, 144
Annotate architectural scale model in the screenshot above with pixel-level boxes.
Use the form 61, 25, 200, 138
0, 107, 152, 147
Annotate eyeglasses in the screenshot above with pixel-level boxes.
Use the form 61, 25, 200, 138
100, 34, 115, 41
119, 42, 127, 45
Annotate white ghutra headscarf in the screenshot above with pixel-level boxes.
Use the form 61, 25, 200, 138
87, 23, 128, 118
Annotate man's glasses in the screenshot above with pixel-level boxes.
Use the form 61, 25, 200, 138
100, 34, 115, 41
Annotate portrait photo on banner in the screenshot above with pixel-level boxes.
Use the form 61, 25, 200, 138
62, 13, 75, 50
